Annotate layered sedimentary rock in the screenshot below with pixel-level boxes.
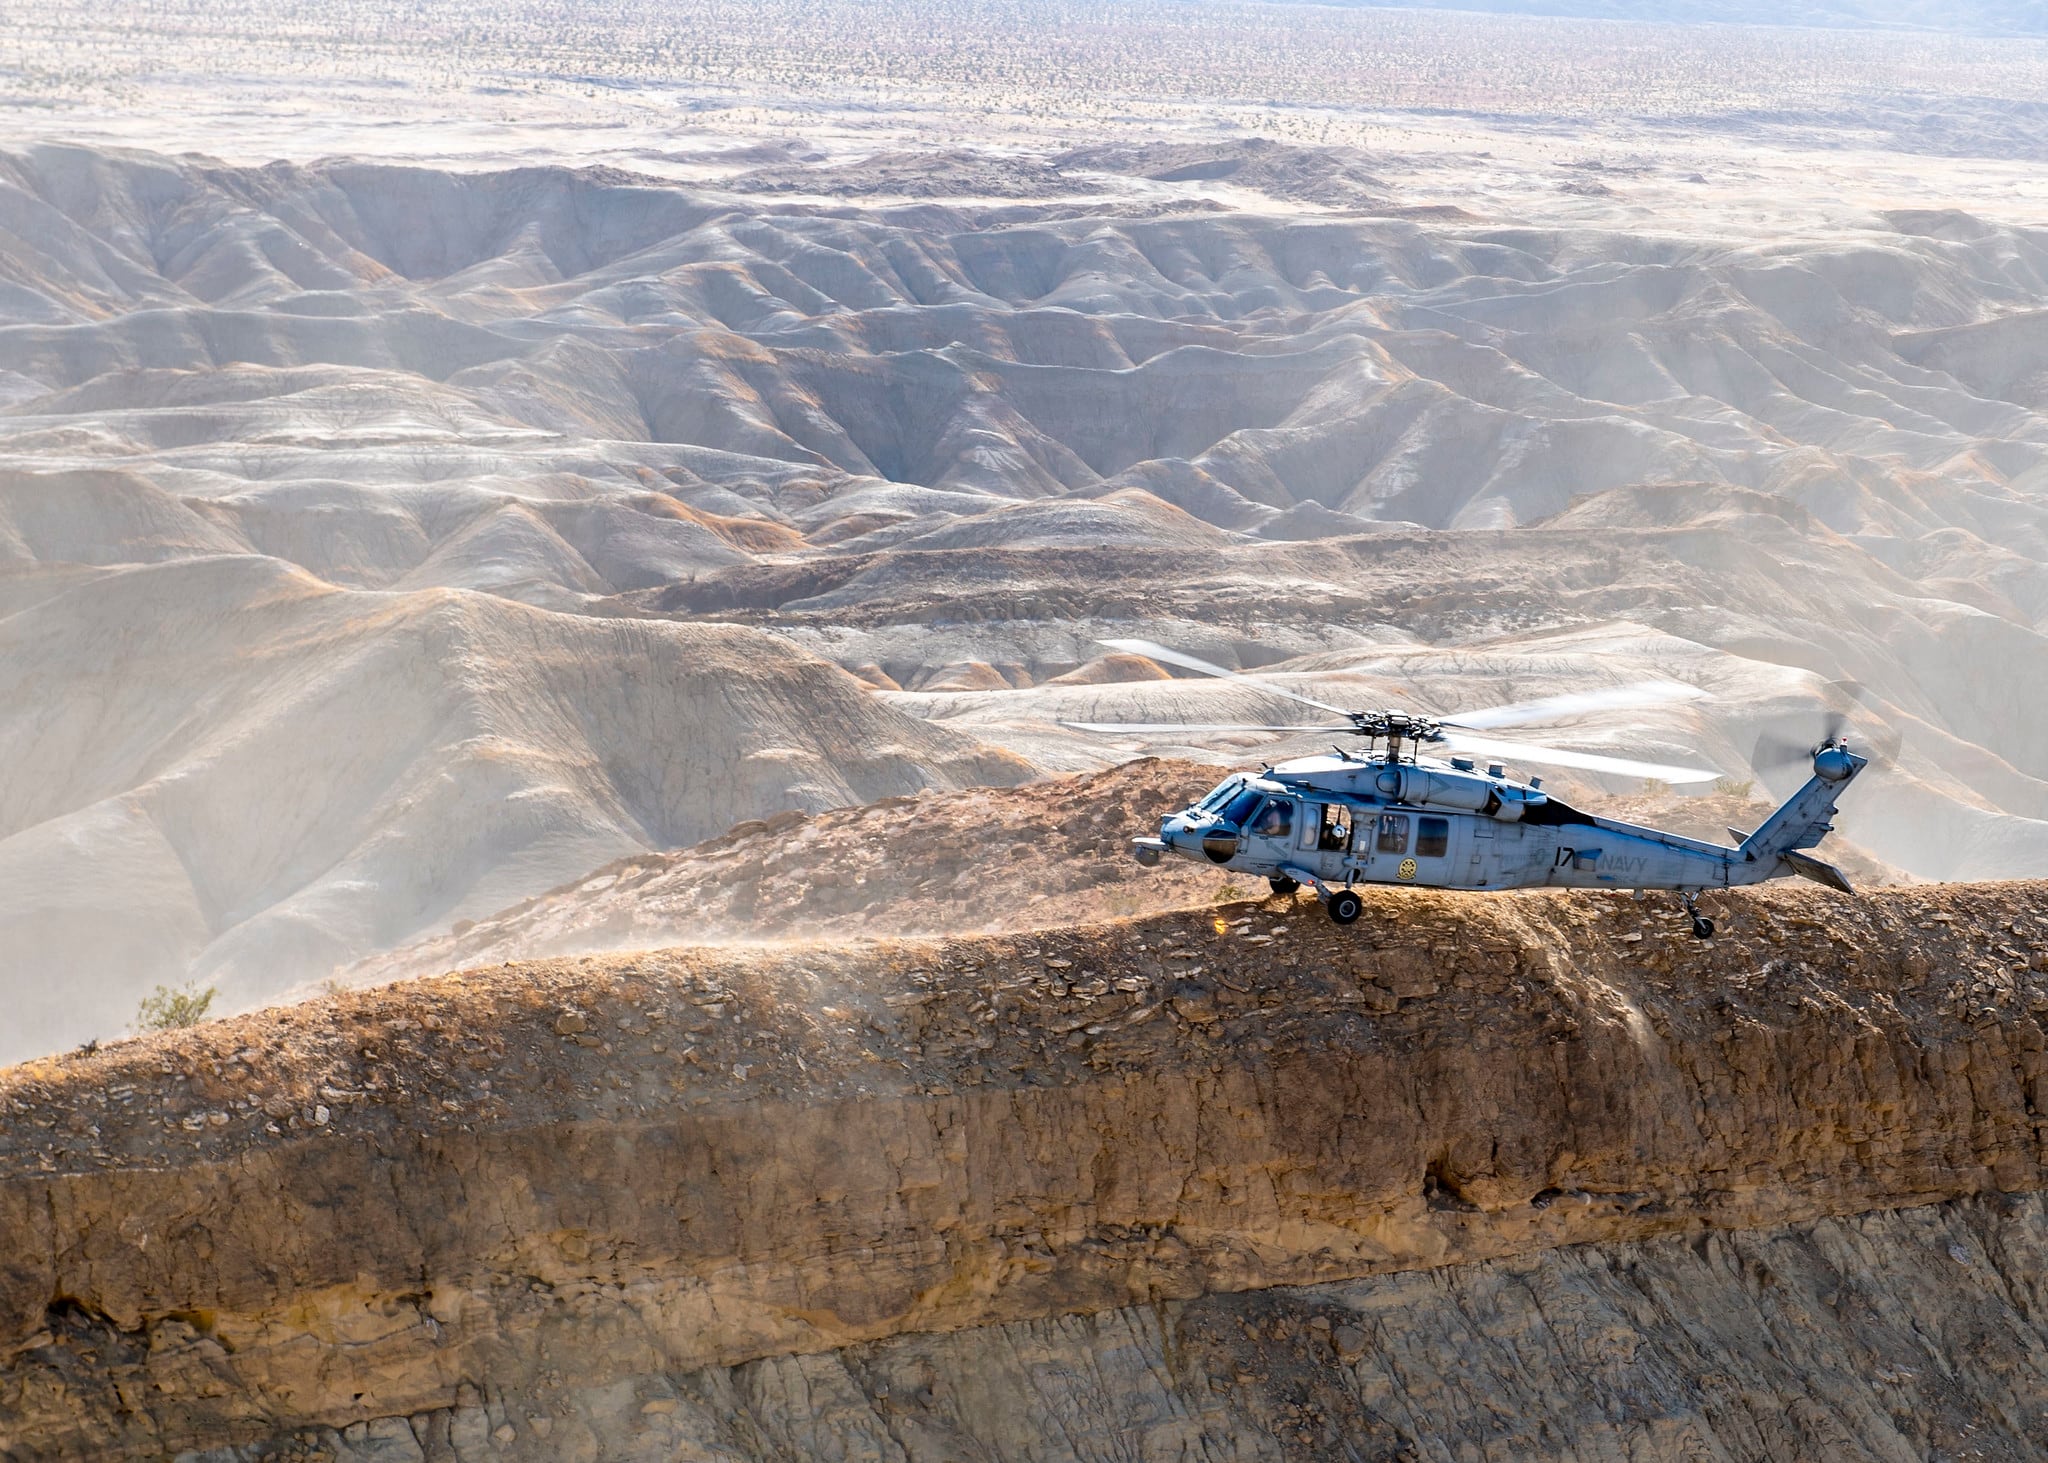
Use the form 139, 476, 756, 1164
4, 881, 2048, 1457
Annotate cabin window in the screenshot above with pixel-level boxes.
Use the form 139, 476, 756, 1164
1417, 816, 1450, 858
1319, 804, 1353, 851
1250, 799, 1293, 838
1220, 789, 1264, 825
1376, 813, 1409, 854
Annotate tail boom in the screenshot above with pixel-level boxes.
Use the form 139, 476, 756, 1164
1731, 746, 1867, 889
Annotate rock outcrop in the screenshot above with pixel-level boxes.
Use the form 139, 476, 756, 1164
5, 881, 2048, 1458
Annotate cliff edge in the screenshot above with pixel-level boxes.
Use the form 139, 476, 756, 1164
5, 881, 2048, 1460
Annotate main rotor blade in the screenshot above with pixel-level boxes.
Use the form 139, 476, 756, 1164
1443, 679, 1708, 731
1441, 731, 1719, 785
1097, 638, 1357, 717
1062, 721, 1354, 734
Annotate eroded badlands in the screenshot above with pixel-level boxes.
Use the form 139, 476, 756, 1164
3, 141, 2048, 1058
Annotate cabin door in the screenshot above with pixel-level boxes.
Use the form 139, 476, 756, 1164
1469, 817, 1493, 887
1297, 802, 1358, 880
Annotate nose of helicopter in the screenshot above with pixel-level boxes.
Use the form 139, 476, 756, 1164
1139, 809, 1241, 867
1164, 809, 1239, 865
1146, 807, 1220, 864
1133, 810, 1188, 868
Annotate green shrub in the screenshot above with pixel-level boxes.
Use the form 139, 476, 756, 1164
135, 982, 216, 1032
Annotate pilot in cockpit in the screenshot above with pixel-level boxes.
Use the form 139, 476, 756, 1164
1250, 799, 1293, 838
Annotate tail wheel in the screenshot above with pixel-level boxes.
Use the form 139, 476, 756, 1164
1691, 915, 1715, 940
1268, 875, 1300, 896
1327, 889, 1363, 925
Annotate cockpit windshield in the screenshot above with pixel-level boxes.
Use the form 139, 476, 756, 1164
1218, 788, 1266, 826
1196, 776, 1243, 813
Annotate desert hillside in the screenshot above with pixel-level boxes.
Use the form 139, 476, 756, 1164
6, 881, 2048, 1458
4, 132, 2048, 1058
2, 0, 2047, 1456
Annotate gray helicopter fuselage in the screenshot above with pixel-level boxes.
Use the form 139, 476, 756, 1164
1133, 748, 1864, 896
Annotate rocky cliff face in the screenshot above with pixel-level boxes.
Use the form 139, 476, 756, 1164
5, 881, 2048, 1459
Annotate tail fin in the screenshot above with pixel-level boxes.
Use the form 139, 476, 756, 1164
1736, 747, 1867, 890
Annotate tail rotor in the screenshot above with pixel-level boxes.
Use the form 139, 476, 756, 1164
1750, 680, 1902, 789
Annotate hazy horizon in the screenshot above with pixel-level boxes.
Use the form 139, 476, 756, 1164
1255, 0, 2045, 38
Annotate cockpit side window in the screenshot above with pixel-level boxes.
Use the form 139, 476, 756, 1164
1250, 798, 1293, 838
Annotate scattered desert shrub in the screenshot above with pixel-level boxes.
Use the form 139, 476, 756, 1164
135, 982, 216, 1032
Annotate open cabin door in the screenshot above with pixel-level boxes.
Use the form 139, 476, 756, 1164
1298, 801, 1361, 880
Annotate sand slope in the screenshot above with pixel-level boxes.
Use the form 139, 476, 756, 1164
2, 141, 2047, 1057
0, 556, 1024, 1060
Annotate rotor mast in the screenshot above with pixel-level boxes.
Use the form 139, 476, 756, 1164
1345, 709, 1443, 764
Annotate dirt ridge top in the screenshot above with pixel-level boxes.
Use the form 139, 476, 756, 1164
6, 880, 2048, 1455
7, 880, 2042, 1177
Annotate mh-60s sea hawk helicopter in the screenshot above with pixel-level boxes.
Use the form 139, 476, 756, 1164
1067, 640, 1872, 938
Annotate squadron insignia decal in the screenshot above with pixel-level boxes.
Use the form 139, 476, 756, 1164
1398, 857, 1418, 881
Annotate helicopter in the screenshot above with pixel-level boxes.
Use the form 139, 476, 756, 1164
1065, 640, 1872, 938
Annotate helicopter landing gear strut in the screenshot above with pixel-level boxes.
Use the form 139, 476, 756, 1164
1273, 863, 1360, 925
1679, 891, 1715, 941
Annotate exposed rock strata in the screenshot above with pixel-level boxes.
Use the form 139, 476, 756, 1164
4, 882, 2048, 1456
184, 1195, 2048, 1462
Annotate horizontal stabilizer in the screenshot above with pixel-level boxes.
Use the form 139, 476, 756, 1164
1779, 849, 1853, 893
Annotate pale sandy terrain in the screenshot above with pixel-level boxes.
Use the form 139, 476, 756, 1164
0, 2, 2045, 1061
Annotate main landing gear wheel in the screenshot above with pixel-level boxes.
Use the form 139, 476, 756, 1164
1679, 891, 1714, 940
1326, 889, 1363, 925
1268, 875, 1300, 896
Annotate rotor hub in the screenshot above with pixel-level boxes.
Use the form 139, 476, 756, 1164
1813, 742, 1859, 782
1347, 709, 1444, 745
